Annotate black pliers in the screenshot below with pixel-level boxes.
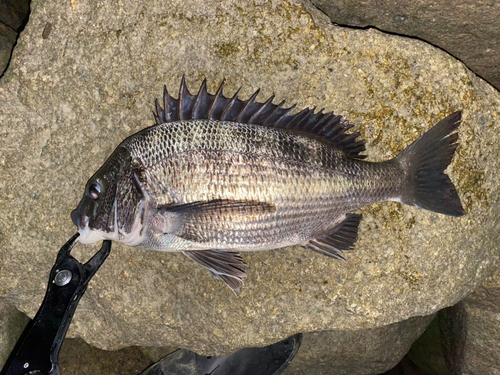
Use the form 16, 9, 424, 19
1, 234, 111, 375
1, 234, 302, 375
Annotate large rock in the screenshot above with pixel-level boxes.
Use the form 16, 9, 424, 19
0, 0, 499, 356
283, 315, 434, 375
439, 263, 500, 374
0, 299, 29, 368
311, 0, 500, 91
142, 315, 435, 375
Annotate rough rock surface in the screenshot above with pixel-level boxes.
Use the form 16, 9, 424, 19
0, 0, 499, 356
439, 263, 500, 374
54, 315, 433, 375
283, 314, 434, 375
311, 0, 500, 91
141, 315, 434, 375
0, 299, 29, 368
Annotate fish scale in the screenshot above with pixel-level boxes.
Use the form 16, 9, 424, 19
71, 78, 464, 292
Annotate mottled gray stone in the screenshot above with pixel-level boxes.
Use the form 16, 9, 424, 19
311, 0, 500, 91
0, 0, 499, 357
439, 263, 500, 375
283, 315, 434, 375
0, 299, 29, 368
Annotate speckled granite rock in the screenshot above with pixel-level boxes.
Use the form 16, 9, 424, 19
0, 0, 499, 357
0, 299, 29, 368
311, 0, 500, 91
439, 263, 500, 374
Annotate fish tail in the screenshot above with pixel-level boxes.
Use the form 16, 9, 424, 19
395, 111, 465, 216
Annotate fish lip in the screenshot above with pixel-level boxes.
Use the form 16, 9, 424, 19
71, 210, 89, 230
70, 209, 79, 227
77, 223, 108, 244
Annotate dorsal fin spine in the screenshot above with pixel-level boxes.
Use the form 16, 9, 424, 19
178, 76, 190, 120
192, 79, 207, 119
162, 85, 171, 122
153, 78, 366, 159
248, 94, 275, 124
293, 108, 317, 131
262, 99, 286, 126
274, 104, 297, 128
221, 86, 242, 121
321, 116, 343, 137
154, 99, 162, 123
309, 113, 332, 134
236, 89, 260, 122
208, 79, 225, 120
284, 108, 309, 130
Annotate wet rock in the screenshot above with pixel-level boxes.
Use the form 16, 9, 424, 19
311, 0, 500, 91
0, 0, 499, 358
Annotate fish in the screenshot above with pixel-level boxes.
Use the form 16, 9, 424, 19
71, 77, 465, 292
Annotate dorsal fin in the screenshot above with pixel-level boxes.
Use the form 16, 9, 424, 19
153, 77, 366, 159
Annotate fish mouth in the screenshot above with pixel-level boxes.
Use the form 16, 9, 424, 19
70, 200, 145, 246
71, 209, 86, 228
70, 209, 111, 244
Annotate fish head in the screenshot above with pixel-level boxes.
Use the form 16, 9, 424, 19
71, 146, 137, 244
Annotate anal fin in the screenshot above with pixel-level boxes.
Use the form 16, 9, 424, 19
183, 250, 247, 292
303, 214, 362, 261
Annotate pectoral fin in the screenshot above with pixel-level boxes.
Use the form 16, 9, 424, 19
183, 250, 247, 292
303, 214, 362, 261
158, 199, 276, 242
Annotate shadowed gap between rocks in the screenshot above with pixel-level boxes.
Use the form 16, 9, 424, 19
0, 0, 30, 77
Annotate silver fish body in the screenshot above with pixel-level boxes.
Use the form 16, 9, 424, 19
71, 79, 464, 291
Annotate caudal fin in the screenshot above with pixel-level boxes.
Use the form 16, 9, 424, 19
395, 111, 465, 216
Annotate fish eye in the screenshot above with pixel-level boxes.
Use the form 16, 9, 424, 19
88, 182, 101, 200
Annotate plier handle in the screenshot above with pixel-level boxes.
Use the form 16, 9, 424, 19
1, 234, 111, 375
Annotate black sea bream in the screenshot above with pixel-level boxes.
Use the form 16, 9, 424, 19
71, 78, 465, 291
